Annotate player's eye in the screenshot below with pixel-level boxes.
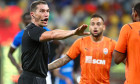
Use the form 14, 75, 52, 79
97, 22, 101, 26
91, 23, 95, 26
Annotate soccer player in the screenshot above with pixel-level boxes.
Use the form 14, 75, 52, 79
8, 12, 31, 74
18, 1, 89, 84
113, 2, 140, 84
48, 14, 116, 84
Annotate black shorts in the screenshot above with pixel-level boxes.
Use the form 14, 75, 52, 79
18, 71, 46, 84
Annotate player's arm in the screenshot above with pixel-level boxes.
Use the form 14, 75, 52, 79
122, 58, 126, 64
113, 50, 126, 64
113, 24, 131, 64
53, 69, 72, 84
48, 55, 71, 70
40, 24, 90, 42
8, 46, 22, 74
112, 40, 126, 64
53, 40, 65, 59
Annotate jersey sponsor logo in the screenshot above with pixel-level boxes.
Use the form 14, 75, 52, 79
93, 59, 106, 65
85, 56, 106, 65
103, 48, 108, 55
85, 56, 92, 63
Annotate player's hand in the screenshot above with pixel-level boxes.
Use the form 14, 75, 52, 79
17, 67, 23, 74
74, 24, 90, 36
65, 78, 72, 84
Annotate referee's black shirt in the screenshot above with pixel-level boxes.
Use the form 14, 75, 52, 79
21, 23, 49, 77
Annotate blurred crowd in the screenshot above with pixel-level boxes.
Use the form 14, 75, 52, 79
0, 0, 138, 84
0, 0, 137, 45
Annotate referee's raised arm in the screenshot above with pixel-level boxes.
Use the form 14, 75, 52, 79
39, 24, 90, 42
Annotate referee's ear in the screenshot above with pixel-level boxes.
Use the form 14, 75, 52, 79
30, 12, 34, 19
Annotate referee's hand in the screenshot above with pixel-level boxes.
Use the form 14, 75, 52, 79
74, 24, 90, 36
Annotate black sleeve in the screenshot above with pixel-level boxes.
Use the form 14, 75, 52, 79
28, 27, 46, 41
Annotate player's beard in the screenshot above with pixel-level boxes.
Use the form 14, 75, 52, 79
132, 17, 136, 22
92, 31, 103, 37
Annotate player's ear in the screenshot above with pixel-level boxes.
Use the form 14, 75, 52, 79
134, 10, 138, 18
103, 25, 106, 31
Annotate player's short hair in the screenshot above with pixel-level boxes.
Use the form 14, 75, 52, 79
91, 14, 104, 22
22, 12, 30, 20
30, 0, 48, 12
134, 2, 140, 17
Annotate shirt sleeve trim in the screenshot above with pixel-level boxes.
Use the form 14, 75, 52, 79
66, 54, 73, 60
11, 43, 17, 49
114, 49, 126, 54
128, 24, 132, 29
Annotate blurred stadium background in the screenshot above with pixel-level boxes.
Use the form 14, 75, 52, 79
0, 0, 139, 84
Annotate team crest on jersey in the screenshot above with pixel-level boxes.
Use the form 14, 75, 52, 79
103, 48, 108, 55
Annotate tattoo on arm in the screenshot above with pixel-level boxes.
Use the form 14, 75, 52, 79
48, 55, 71, 70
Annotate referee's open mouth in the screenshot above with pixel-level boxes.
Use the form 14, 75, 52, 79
41, 18, 48, 24
41, 18, 48, 22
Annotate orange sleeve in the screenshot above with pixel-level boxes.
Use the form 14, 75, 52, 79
66, 38, 81, 59
115, 24, 131, 53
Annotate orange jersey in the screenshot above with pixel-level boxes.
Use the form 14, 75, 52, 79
67, 36, 116, 84
115, 22, 140, 84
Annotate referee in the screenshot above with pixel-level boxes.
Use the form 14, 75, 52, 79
18, 1, 89, 84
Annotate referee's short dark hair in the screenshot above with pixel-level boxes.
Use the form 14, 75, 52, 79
30, 0, 48, 12
134, 2, 140, 17
91, 14, 104, 22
